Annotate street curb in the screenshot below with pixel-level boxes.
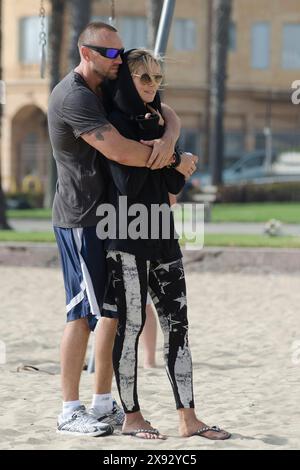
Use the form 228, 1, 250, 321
0, 242, 300, 273
183, 246, 300, 273
0, 242, 59, 268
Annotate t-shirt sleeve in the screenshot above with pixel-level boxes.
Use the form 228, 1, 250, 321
62, 87, 110, 139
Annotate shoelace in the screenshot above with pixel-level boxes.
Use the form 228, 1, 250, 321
112, 406, 124, 419
72, 408, 101, 425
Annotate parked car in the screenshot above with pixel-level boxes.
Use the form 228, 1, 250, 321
5, 196, 32, 210
223, 150, 300, 184
272, 151, 300, 174
179, 150, 300, 201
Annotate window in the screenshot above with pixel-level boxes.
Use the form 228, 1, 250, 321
178, 129, 201, 156
251, 22, 270, 69
174, 19, 196, 51
19, 16, 48, 64
282, 24, 300, 69
243, 155, 264, 169
118, 17, 147, 50
229, 21, 236, 52
92, 15, 148, 49
91, 15, 110, 23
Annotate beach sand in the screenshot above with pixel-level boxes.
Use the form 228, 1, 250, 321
0, 264, 299, 450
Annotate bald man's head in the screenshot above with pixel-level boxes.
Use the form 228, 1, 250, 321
78, 22, 118, 49
77, 22, 123, 83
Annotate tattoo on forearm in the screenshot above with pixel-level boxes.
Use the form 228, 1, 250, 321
87, 124, 112, 141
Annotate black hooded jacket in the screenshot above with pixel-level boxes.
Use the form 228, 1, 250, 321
101, 50, 185, 261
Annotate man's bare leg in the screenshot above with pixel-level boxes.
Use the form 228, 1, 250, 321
94, 316, 118, 394
87, 316, 125, 426
60, 318, 90, 401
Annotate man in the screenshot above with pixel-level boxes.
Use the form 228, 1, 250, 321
47, 21, 197, 437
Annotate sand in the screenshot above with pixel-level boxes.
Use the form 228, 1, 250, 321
0, 264, 299, 450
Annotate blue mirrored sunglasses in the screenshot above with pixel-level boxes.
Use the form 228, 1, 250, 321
82, 44, 124, 59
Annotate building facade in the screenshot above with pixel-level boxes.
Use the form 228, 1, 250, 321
1, 0, 300, 193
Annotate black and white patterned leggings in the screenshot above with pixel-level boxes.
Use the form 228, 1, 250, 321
102, 250, 195, 414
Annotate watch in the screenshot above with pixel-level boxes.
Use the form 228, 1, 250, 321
168, 147, 183, 169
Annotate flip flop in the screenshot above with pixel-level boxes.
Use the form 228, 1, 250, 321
122, 428, 167, 440
17, 364, 40, 372
191, 425, 231, 440
16, 364, 55, 375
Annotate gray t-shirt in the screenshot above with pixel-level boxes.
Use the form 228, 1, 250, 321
48, 70, 109, 228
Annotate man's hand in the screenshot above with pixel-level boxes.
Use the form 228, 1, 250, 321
140, 102, 180, 169
140, 136, 175, 169
176, 153, 199, 179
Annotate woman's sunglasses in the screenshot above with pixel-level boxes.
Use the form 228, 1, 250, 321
82, 44, 124, 59
132, 73, 163, 85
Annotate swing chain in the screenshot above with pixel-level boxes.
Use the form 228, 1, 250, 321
39, 0, 47, 78
109, 0, 115, 26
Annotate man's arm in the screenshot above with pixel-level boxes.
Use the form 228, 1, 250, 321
81, 123, 155, 167
140, 105, 199, 178
62, 86, 172, 168
140, 103, 181, 169
161, 102, 181, 142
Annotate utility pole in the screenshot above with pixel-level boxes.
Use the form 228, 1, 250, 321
264, 90, 273, 173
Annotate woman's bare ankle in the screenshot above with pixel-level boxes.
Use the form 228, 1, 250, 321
124, 411, 145, 426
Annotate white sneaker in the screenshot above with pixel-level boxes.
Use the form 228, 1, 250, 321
57, 405, 114, 437
89, 400, 125, 427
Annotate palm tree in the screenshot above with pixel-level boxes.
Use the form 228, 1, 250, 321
49, 0, 66, 92
68, 0, 92, 70
44, 0, 66, 208
0, 0, 10, 229
209, 0, 232, 185
146, 0, 164, 49
45, 0, 92, 207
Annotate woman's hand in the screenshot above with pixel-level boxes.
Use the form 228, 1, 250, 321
176, 153, 199, 179
146, 106, 165, 126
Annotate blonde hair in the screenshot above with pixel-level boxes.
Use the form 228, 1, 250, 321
127, 49, 163, 76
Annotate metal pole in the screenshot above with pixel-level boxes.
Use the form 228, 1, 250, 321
264, 128, 273, 173
154, 0, 176, 57
264, 91, 273, 173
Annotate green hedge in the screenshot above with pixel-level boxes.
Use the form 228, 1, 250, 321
218, 182, 300, 203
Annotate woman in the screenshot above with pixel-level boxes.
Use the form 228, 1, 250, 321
101, 49, 231, 441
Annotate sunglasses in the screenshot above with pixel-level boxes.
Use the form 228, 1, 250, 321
82, 44, 124, 59
132, 72, 163, 85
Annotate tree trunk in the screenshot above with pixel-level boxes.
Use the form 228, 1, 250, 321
0, 0, 11, 229
44, 0, 66, 208
68, 0, 92, 70
203, 0, 213, 169
146, 0, 164, 49
49, 0, 66, 92
209, 0, 232, 186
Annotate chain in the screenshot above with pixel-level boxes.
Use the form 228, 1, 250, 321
109, 0, 115, 26
39, 0, 47, 78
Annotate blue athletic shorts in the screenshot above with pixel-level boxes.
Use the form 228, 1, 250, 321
54, 226, 118, 331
